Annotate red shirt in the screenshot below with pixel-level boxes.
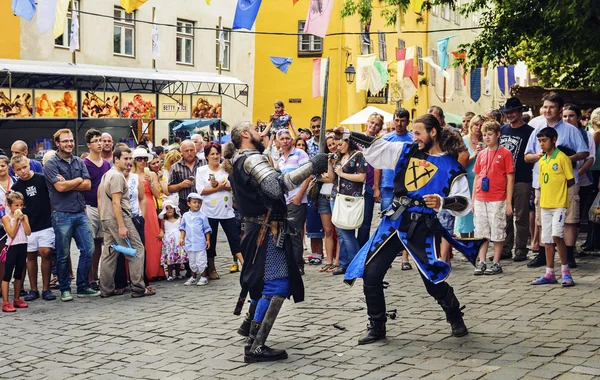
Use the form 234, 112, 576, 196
474, 146, 514, 202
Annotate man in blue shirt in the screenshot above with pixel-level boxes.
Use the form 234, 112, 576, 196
524, 92, 588, 268
44, 128, 98, 302
374, 108, 414, 269
9, 140, 43, 178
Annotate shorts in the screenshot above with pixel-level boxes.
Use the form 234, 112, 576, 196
565, 185, 580, 224
535, 189, 541, 226
541, 208, 566, 244
27, 227, 55, 252
86, 205, 103, 240
437, 209, 455, 233
474, 199, 507, 242
317, 194, 332, 215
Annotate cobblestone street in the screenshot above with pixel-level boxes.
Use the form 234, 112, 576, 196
3, 228, 600, 380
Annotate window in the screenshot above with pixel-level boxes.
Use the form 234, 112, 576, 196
55, 0, 79, 49
298, 20, 323, 56
430, 49, 438, 87
431, 4, 439, 16
378, 31, 387, 61
417, 46, 424, 75
455, 67, 462, 92
454, 0, 461, 25
397, 38, 405, 50
472, 12, 479, 27
441, 4, 450, 20
216, 28, 231, 70
114, 7, 135, 57
176, 20, 194, 65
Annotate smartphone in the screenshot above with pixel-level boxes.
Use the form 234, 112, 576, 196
188, 176, 195, 182
209, 174, 216, 181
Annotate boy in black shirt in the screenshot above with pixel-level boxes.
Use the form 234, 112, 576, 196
11, 155, 56, 301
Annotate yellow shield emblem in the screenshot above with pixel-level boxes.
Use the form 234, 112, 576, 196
404, 158, 438, 192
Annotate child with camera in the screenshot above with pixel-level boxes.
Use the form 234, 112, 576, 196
473, 120, 515, 275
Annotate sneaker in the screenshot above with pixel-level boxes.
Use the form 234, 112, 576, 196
13, 299, 28, 308
484, 262, 503, 275
474, 261, 486, 275
89, 281, 100, 291
197, 277, 209, 286
77, 288, 100, 297
2, 301, 15, 312
167, 276, 174, 281
24, 290, 40, 302
42, 290, 56, 301
184, 277, 197, 286
60, 291, 74, 302
229, 263, 239, 273
561, 273, 575, 287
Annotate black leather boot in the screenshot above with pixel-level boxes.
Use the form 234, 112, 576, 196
567, 246, 577, 268
527, 246, 546, 268
244, 320, 260, 357
237, 302, 257, 337
437, 286, 468, 337
245, 296, 288, 363
358, 284, 387, 345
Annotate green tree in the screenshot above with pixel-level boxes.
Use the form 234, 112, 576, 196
340, 0, 600, 91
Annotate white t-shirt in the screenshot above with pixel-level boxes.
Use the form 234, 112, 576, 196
195, 165, 234, 219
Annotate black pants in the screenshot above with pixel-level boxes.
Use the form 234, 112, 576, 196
287, 203, 307, 270
363, 233, 453, 324
207, 217, 242, 259
115, 215, 149, 288
3, 244, 27, 282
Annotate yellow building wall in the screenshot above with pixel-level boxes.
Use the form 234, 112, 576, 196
253, 1, 429, 131
0, 0, 21, 59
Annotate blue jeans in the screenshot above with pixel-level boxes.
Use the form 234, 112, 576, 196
330, 199, 361, 270
52, 211, 94, 293
381, 187, 395, 211
357, 184, 375, 247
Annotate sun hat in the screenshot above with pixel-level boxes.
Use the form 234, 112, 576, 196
131, 147, 153, 160
158, 199, 181, 219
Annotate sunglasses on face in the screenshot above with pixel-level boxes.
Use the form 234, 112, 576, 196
135, 157, 149, 162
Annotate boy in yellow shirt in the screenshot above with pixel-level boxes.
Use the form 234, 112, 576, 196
532, 127, 575, 286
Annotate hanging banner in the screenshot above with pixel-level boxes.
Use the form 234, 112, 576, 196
191, 95, 222, 119
158, 94, 191, 119
35, 90, 77, 118
81, 91, 120, 118
0, 89, 33, 118
470, 67, 482, 103
121, 93, 157, 119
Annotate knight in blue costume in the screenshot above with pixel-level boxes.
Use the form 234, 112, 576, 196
228, 121, 328, 363
341, 114, 485, 344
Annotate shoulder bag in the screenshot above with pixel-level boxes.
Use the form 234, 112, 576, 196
0, 220, 21, 263
331, 152, 365, 230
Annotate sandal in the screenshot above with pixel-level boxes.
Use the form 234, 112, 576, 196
401, 262, 412, 271
326, 264, 339, 273
114, 288, 125, 295
209, 271, 220, 280
49, 276, 59, 289
319, 264, 333, 272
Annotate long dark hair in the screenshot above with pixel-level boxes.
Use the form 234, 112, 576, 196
414, 114, 466, 158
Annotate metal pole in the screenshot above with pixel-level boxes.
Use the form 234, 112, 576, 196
218, 16, 222, 75
319, 58, 330, 153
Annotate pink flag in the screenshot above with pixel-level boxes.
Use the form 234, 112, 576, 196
312, 58, 327, 98
304, 0, 333, 38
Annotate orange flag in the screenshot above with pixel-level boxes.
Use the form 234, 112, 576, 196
451, 51, 467, 86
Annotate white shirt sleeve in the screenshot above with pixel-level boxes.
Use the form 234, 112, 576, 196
363, 139, 407, 170
195, 166, 206, 197
434, 174, 472, 217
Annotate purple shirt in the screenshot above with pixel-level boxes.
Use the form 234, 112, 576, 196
83, 157, 111, 207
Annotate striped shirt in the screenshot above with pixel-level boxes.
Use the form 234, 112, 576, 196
168, 158, 202, 211
278, 147, 309, 204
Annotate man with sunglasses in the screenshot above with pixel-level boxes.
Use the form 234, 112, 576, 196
44, 128, 98, 302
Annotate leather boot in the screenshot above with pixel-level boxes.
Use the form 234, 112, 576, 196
245, 296, 288, 363
436, 286, 468, 337
358, 284, 387, 345
527, 246, 546, 268
237, 302, 257, 337
567, 246, 577, 268
244, 320, 260, 356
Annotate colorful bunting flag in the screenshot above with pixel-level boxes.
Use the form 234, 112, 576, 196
37, 0, 57, 34
53, 0, 70, 39
69, 3, 79, 52
451, 50, 467, 85
421, 56, 450, 79
303, 0, 333, 38
470, 67, 481, 102
120, 0, 147, 14
497, 66, 506, 95
507, 65, 516, 89
270, 57, 293, 74
437, 36, 456, 71
369, 60, 389, 94
232, 0, 263, 30
206, 0, 211, 4
312, 58, 328, 98
12, 0, 36, 22
356, 54, 376, 93
293, 0, 301, 4
152, 14, 160, 59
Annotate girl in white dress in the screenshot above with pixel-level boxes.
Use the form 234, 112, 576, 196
158, 200, 187, 281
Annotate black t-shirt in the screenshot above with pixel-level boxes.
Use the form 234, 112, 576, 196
12, 173, 52, 232
499, 123, 535, 183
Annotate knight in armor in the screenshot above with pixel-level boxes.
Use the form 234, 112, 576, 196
341, 114, 485, 345
227, 121, 328, 363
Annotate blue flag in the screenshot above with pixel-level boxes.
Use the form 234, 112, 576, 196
232, 0, 263, 30
470, 67, 481, 103
270, 56, 293, 74
437, 36, 455, 71
497, 66, 506, 95
507, 65, 516, 90
12, 0, 36, 21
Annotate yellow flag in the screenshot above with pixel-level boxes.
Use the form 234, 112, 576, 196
206, 0, 211, 4
120, 0, 148, 14
53, 0, 70, 39
412, 0, 423, 13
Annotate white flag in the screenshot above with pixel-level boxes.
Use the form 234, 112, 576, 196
421, 56, 450, 79
356, 54, 376, 93
37, 0, 58, 34
152, 14, 160, 60
218, 29, 225, 66
69, 5, 79, 52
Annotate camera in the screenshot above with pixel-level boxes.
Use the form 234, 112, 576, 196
329, 153, 339, 160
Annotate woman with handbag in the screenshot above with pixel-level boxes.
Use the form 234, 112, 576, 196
318, 134, 340, 273
328, 131, 369, 275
